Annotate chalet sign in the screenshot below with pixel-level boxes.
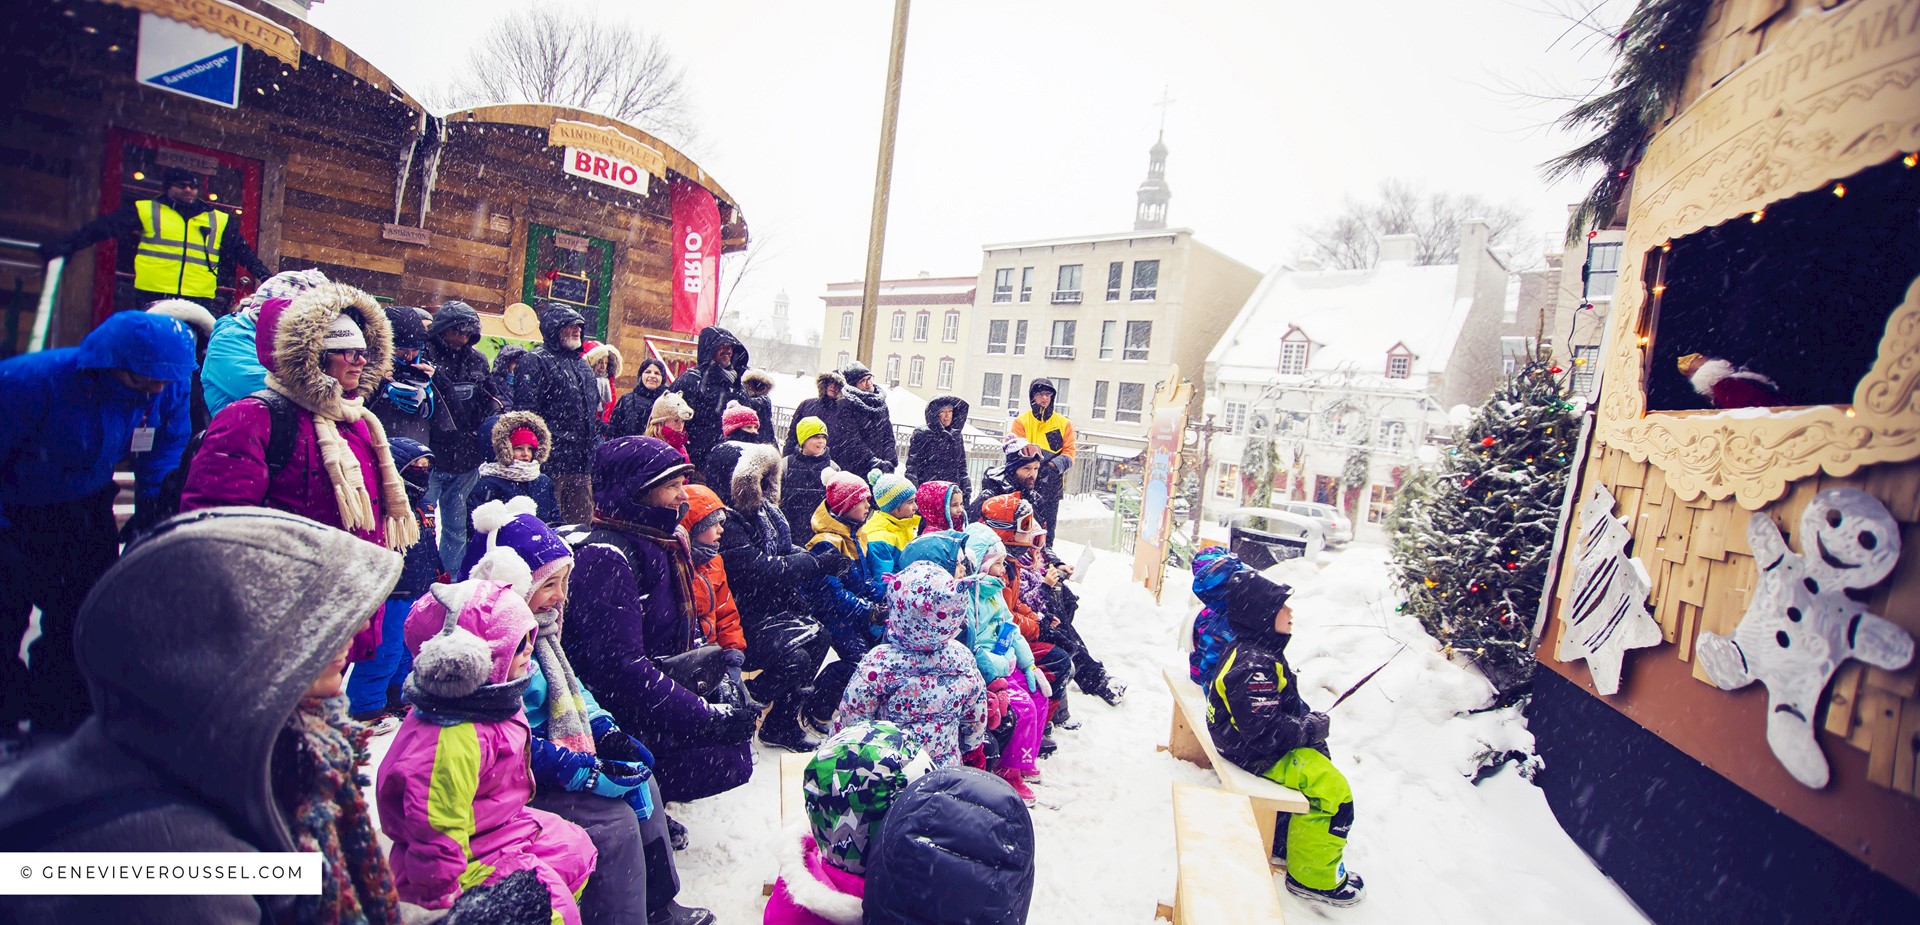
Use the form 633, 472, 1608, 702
549, 120, 665, 180
561, 147, 653, 197
102, 0, 301, 67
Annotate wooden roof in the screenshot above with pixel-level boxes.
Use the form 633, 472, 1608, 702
445, 104, 742, 210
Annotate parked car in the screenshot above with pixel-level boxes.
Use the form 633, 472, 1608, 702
1272, 500, 1353, 545
1224, 507, 1325, 569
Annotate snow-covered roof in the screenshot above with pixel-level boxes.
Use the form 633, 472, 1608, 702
819, 278, 978, 303
1209, 259, 1476, 390
982, 228, 1192, 251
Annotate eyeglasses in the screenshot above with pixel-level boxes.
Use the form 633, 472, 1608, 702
327, 349, 370, 362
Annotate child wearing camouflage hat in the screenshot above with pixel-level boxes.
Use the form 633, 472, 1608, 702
764, 721, 928, 925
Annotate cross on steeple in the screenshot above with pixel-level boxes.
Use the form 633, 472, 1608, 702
1154, 85, 1175, 136
1136, 90, 1173, 230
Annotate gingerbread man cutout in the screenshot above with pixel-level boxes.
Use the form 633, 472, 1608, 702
1696, 488, 1912, 788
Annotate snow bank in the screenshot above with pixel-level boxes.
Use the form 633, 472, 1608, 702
1057, 494, 1113, 521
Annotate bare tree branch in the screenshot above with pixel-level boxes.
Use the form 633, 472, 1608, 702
437, 9, 698, 150
1296, 180, 1533, 269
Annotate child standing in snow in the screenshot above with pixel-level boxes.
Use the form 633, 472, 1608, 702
469, 410, 561, 525
765, 721, 928, 925
1204, 569, 1365, 907
378, 578, 598, 924
780, 416, 836, 530
1188, 548, 1248, 684
858, 470, 920, 578
832, 560, 988, 769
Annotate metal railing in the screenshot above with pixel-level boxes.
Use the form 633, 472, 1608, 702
1050, 290, 1082, 304
1129, 288, 1157, 301
1045, 345, 1075, 360
0, 237, 57, 356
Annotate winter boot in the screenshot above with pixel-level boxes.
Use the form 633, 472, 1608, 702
1053, 700, 1082, 730
1091, 677, 1128, 707
759, 699, 822, 752
666, 814, 689, 851
995, 766, 1037, 805
648, 901, 718, 925
1285, 870, 1365, 907
1038, 735, 1057, 759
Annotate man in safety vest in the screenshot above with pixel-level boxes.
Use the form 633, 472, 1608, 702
1008, 376, 1075, 542
43, 167, 272, 311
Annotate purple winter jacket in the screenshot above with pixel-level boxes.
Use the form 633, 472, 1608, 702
183, 400, 385, 542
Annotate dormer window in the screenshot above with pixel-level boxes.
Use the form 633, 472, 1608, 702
1385, 342, 1414, 379
1278, 326, 1311, 375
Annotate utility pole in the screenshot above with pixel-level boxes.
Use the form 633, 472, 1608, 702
857, 0, 911, 368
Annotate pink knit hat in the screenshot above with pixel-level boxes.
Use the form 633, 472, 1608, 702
721, 400, 761, 437
823, 469, 872, 517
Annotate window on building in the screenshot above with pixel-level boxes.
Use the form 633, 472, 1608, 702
1009, 375, 1023, 409
1573, 345, 1600, 394
981, 372, 1004, 408
1013, 320, 1029, 356
1048, 320, 1077, 359
1019, 267, 1035, 302
992, 268, 1014, 302
1368, 483, 1398, 524
1222, 400, 1248, 434
943, 311, 960, 342
987, 320, 1009, 354
1501, 336, 1536, 378
890, 311, 906, 341
1091, 380, 1109, 419
936, 357, 954, 390
839, 311, 854, 340
1099, 320, 1118, 359
1116, 382, 1146, 423
908, 356, 925, 387
1583, 242, 1621, 301
1278, 329, 1310, 375
837, 350, 849, 369
885, 354, 901, 384
1386, 353, 1411, 379
1326, 410, 1349, 441
1377, 420, 1406, 453
1130, 259, 1159, 300
1106, 261, 1124, 300
1054, 264, 1083, 303
1124, 321, 1152, 361
1216, 463, 1240, 497
913, 311, 930, 342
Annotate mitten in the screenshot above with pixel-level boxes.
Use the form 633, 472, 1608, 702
721, 647, 746, 668
782, 550, 822, 580
705, 702, 757, 743
1025, 666, 1053, 699
868, 601, 889, 627
1303, 711, 1332, 746
813, 546, 854, 577
441, 869, 550, 924
987, 678, 1009, 729
589, 759, 647, 798
595, 729, 654, 768
1049, 454, 1071, 474
624, 778, 655, 821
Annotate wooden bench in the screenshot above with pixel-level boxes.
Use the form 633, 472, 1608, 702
764, 750, 814, 898
1160, 782, 1287, 924
1161, 664, 1309, 858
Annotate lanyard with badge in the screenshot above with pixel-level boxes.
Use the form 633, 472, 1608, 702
130, 401, 157, 454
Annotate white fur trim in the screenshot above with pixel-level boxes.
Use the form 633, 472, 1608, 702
774, 823, 864, 924
470, 546, 535, 598
471, 496, 539, 536
1688, 358, 1777, 396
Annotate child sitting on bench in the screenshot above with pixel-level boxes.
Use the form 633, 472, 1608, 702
1203, 569, 1365, 907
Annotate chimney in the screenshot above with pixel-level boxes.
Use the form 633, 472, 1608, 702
1377, 234, 1418, 265
1455, 218, 1491, 299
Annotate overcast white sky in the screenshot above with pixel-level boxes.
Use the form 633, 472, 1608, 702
310, 0, 1629, 338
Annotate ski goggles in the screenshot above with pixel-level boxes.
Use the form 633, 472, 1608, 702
983, 499, 1041, 537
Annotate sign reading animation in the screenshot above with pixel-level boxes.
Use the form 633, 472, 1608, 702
670, 180, 720, 335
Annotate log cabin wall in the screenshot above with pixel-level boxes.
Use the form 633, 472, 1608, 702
1537, 0, 1920, 892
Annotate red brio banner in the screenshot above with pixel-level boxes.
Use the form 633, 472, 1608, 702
670, 180, 721, 334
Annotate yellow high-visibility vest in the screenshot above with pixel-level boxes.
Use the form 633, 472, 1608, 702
134, 199, 229, 297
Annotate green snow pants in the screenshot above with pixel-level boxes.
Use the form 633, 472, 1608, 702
1260, 746, 1355, 890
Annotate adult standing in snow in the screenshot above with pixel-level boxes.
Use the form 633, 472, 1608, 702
583, 341, 623, 430
738, 369, 779, 448
668, 326, 750, 469
786, 371, 885, 476
608, 357, 674, 439
39, 168, 271, 311
905, 395, 972, 497
835, 361, 899, 475
423, 299, 499, 573
0, 311, 196, 735
1009, 378, 1074, 542
513, 303, 602, 525
201, 268, 330, 417
0, 510, 416, 924
367, 305, 444, 446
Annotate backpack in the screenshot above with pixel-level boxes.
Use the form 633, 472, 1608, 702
145, 389, 298, 529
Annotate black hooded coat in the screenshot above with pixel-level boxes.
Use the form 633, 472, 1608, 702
863, 767, 1037, 925
834, 361, 898, 473
423, 300, 500, 473
668, 327, 750, 467
606, 356, 673, 439
511, 303, 602, 474
905, 395, 972, 495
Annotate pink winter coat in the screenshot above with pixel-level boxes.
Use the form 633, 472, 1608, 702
766, 832, 866, 925
183, 400, 386, 543
377, 582, 597, 923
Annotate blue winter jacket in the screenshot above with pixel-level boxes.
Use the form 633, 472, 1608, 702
1189, 548, 1248, 683
0, 312, 195, 519
521, 661, 620, 790
201, 311, 267, 418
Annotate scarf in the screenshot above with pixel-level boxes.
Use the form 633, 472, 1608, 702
661, 426, 689, 461
478, 459, 544, 483
264, 373, 420, 552
281, 697, 401, 925
402, 672, 532, 725
533, 608, 595, 756
690, 539, 719, 567
592, 513, 702, 654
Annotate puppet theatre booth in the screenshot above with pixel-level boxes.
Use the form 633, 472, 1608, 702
0, 0, 746, 366
1532, 1, 1920, 921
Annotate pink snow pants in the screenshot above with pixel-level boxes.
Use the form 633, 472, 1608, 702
1001, 685, 1044, 772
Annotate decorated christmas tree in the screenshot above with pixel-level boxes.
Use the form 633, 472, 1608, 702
1390, 358, 1580, 694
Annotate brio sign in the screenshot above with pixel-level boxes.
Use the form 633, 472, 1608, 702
562, 146, 653, 196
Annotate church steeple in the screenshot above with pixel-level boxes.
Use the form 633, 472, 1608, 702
1135, 131, 1171, 230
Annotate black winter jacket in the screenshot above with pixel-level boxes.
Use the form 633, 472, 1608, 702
606, 357, 672, 439
1205, 570, 1314, 772
713, 442, 823, 629
424, 301, 500, 472
864, 767, 1036, 925
905, 395, 972, 496
836, 381, 897, 474
779, 451, 835, 537
968, 465, 1034, 521
511, 304, 601, 474
668, 327, 750, 467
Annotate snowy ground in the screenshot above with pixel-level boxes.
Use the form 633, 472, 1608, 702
365, 541, 1650, 923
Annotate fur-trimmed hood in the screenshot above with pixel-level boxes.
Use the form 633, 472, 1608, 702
773, 824, 864, 925
255, 282, 392, 402
732, 443, 782, 514
489, 410, 552, 466
583, 342, 623, 379
816, 371, 847, 400
743, 369, 775, 398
